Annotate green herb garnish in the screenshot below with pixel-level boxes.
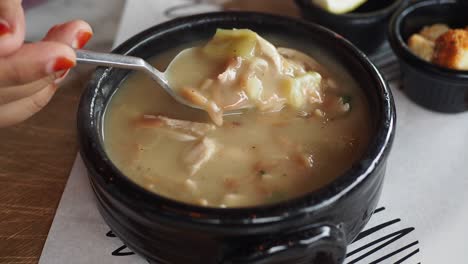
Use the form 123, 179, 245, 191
341, 95, 352, 104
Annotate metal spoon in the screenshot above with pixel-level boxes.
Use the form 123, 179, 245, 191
75, 49, 244, 115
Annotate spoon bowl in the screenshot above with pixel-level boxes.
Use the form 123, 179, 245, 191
75, 49, 245, 115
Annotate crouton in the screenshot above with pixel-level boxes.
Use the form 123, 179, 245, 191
420, 23, 450, 41
408, 34, 435, 62
432, 29, 468, 70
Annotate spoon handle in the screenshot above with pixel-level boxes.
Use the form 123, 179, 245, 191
74, 49, 243, 115
74, 49, 168, 88
75, 49, 149, 70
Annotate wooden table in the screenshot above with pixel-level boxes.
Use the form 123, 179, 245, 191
0, 70, 92, 264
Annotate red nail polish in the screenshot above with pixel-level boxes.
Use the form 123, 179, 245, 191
58, 69, 69, 78
52, 57, 75, 72
0, 20, 10, 36
75, 31, 93, 49
54, 69, 70, 84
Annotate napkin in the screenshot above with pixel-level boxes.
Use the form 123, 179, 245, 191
39, 1, 468, 263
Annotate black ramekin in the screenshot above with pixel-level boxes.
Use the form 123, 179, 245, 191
77, 12, 395, 264
388, 0, 468, 113
295, 0, 408, 55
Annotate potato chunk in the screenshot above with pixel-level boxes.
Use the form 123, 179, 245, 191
203, 29, 257, 59
245, 75, 263, 101
282, 72, 322, 109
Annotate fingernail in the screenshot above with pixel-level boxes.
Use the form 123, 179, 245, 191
0, 19, 11, 36
48, 57, 75, 73
58, 69, 69, 78
54, 69, 70, 84
73, 30, 93, 49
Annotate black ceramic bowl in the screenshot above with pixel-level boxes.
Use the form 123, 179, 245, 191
78, 12, 395, 264
388, 0, 468, 113
295, 0, 407, 54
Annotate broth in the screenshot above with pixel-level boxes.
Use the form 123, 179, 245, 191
104, 35, 372, 208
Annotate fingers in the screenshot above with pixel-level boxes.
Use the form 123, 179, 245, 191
0, 18, 94, 127
0, 41, 76, 87
44, 19, 93, 49
42, 20, 93, 82
0, 83, 57, 128
0, 20, 93, 88
0, 76, 56, 105
0, 0, 25, 56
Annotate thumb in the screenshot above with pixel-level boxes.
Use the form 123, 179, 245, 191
0, 0, 25, 56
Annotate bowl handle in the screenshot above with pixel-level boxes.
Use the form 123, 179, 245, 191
224, 224, 346, 264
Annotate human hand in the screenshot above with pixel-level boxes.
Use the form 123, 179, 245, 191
0, 0, 92, 127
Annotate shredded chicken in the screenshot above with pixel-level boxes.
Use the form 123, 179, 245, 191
256, 35, 282, 71
135, 115, 216, 140
166, 29, 329, 125
183, 137, 217, 176
179, 88, 223, 126
218, 56, 243, 83
180, 87, 209, 106
199, 79, 214, 91
247, 57, 269, 73
256, 95, 287, 112
277, 47, 329, 76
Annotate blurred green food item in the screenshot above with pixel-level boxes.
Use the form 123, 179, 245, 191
311, 0, 368, 14
203, 29, 257, 59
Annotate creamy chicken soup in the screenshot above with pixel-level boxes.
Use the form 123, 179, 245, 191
167, 29, 331, 125
104, 30, 372, 207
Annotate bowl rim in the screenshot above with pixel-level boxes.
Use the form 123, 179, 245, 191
295, 0, 405, 19
78, 11, 395, 226
388, 0, 468, 80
